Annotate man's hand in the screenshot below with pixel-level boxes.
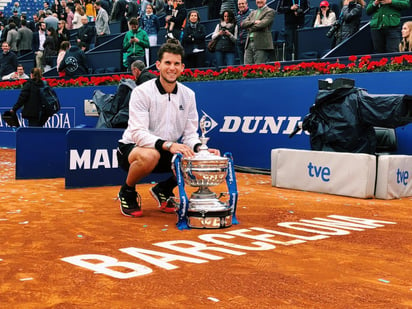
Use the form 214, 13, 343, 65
169, 143, 196, 157
379, 0, 392, 4
207, 148, 221, 156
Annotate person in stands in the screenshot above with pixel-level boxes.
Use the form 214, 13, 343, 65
76, 15, 95, 51
122, 17, 149, 70
241, 0, 275, 64
57, 42, 88, 77
141, 3, 160, 66
331, 0, 364, 47
278, 0, 309, 60
94, 0, 111, 37
366, 0, 410, 53
314, 1, 336, 27
399, 21, 412, 52
181, 10, 206, 68
0, 41, 17, 79
236, 0, 252, 65
2, 63, 29, 80
212, 10, 238, 67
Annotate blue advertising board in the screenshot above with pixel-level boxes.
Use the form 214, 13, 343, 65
2, 72, 412, 172
65, 128, 169, 188
65, 128, 125, 188
16, 128, 69, 179
0, 85, 116, 148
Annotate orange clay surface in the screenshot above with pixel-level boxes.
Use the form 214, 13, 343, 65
1, 148, 412, 308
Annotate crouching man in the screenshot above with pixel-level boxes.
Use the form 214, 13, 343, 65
116, 39, 219, 217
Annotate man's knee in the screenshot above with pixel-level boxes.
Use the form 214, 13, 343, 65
131, 148, 160, 170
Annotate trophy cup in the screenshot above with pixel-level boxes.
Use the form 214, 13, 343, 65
172, 116, 238, 229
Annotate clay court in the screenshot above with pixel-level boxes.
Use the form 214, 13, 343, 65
1, 148, 412, 308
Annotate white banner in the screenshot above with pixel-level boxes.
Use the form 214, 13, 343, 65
375, 155, 412, 199
271, 149, 376, 198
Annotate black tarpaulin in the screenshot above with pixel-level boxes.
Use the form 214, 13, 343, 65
93, 78, 136, 128
299, 79, 412, 154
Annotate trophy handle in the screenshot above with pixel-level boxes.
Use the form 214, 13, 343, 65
199, 115, 207, 138
199, 115, 209, 151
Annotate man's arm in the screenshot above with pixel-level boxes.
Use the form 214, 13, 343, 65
241, 10, 255, 28
248, 8, 275, 32
123, 32, 131, 49
137, 30, 150, 48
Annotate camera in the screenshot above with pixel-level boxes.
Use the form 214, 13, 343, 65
221, 27, 227, 31
296, 8, 304, 15
326, 20, 341, 38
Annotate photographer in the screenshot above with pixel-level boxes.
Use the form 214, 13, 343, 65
278, 0, 309, 60
211, 10, 238, 67
327, 0, 364, 48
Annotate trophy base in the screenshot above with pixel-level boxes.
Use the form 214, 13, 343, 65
187, 208, 232, 229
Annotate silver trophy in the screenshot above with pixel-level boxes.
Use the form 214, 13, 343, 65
173, 116, 234, 229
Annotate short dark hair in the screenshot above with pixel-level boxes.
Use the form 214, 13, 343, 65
129, 17, 139, 26
157, 39, 184, 61
60, 40, 70, 50
188, 10, 200, 22
131, 60, 145, 71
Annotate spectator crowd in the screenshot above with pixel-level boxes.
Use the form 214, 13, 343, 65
0, 0, 411, 80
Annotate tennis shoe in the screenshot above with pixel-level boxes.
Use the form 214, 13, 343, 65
118, 188, 143, 217
150, 184, 176, 213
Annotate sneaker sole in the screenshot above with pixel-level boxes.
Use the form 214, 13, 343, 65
161, 204, 176, 214
118, 195, 143, 218
149, 187, 175, 214
119, 204, 143, 217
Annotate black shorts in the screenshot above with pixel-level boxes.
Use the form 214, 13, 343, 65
117, 142, 174, 173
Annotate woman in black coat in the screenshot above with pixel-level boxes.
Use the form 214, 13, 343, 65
57, 20, 70, 48
11, 68, 49, 127
333, 0, 365, 47
181, 10, 206, 69
43, 27, 59, 70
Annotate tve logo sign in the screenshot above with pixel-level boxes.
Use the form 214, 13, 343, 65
396, 168, 409, 186
308, 162, 330, 182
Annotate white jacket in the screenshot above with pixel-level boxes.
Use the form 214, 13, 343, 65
120, 78, 201, 150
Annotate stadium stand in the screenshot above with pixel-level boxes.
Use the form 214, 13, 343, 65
0, 0, 44, 17
4, 0, 411, 77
